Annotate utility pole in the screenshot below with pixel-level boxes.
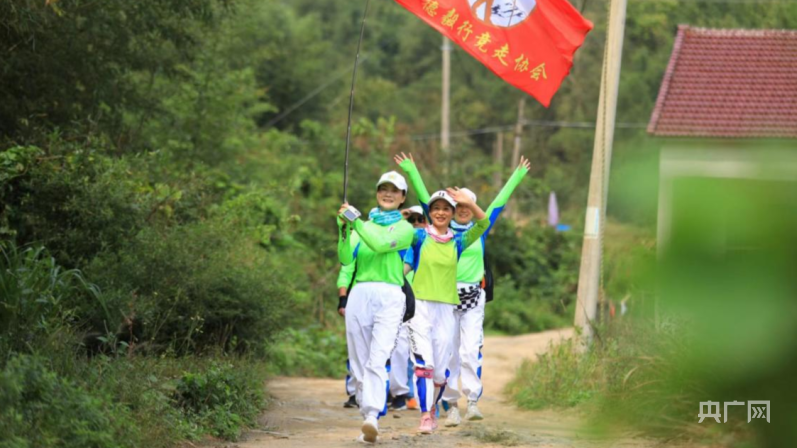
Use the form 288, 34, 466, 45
573, 0, 628, 345
441, 36, 452, 182
508, 97, 525, 220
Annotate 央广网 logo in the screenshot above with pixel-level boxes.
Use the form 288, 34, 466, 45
698, 400, 770, 423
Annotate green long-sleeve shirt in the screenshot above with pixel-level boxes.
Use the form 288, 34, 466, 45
336, 260, 356, 289
409, 218, 490, 305
338, 217, 414, 286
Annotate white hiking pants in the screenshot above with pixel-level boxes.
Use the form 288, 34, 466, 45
389, 323, 411, 397
408, 299, 455, 413
345, 282, 405, 419
443, 284, 486, 404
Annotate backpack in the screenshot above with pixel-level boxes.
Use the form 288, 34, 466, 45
482, 249, 495, 303
482, 262, 494, 303
400, 274, 415, 322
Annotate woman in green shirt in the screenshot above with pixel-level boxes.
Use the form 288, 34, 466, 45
398, 153, 530, 425
395, 154, 490, 434
337, 171, 415, 443
445, 157, 530, 424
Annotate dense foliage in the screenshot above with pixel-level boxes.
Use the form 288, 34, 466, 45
2, 0, 795, 445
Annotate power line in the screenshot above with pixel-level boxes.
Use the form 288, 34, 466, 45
407, 119, 647, 141
264, 55, 369, 129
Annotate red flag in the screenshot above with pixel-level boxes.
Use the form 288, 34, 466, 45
392, 0, 593, 107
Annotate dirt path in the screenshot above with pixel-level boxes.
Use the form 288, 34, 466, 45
232, 328, 664, 448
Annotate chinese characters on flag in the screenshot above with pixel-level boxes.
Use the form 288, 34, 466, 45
393, 0, 593, 107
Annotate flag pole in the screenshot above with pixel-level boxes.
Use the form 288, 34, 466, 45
573, 0, 628, 346
343, 0, 371, 203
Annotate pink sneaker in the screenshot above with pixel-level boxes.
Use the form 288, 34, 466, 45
418, 414, 434, 434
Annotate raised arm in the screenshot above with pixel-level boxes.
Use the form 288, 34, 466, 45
461, 216, 490, 249
485, 156, 530, 230
352, 219, 413, 254
337, 202, 359, 265
395, 152, 431, 208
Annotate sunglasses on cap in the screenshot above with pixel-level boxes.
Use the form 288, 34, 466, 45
407, 215, 426, 224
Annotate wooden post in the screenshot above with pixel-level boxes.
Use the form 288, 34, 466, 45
508, 98, 526, 219
493, 131, 504, 191
441, 37, 452, 182
573, 0, 628, 345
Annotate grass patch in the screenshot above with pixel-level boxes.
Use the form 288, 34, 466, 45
0, 353, 269, 448
506, 336, 601, 410
460, 426, 524, 446
505, 320, 761, 446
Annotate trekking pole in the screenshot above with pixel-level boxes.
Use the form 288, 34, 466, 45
343, 0, 371, 203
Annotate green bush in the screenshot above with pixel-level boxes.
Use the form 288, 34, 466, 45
79, 357, 198, 447
88, 210, 293, 355
1, 144, 150, 269
0, 0, 225, 140
484, 277, 571, 335
2, 142, 297, 354
0, 354, 269, 448
0, 355, 139, 448
488, 222, 581, 301
0, 243, 106, 356
175, 361, 265, 440
267, 326, 348, 378
67, 355, 270, 446
483, 222, 580, 334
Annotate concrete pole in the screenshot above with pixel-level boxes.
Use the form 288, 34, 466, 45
441, 37, 452, 182
573, 0, 628, 344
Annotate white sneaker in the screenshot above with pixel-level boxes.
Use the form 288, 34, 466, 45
464, 401, 483, 421
361, 416, 379, 443
357, 434, 379, 444
445, 406, 461, 427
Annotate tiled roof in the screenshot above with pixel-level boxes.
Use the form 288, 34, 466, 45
648, 25, 797, 139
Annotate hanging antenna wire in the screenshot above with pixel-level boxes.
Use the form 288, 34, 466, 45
343, 0, 371, 203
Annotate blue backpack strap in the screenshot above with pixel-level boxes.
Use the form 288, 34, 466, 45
455, 232, 467, 260
412, 230, 426, 271
348, 243, 361, 288
353, 243, 361, 260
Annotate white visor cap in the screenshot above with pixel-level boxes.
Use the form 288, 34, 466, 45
376, 171, 408, 192
428, 190, 457, 209
458, 188, 477, 205
407, 205, 424, 215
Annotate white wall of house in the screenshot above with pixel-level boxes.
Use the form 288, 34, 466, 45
656, 140, 797, 253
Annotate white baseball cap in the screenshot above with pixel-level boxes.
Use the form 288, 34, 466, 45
407, 205, 424, 215
376, 171, 407, 192
459, 188, 477, 204
428, 190, 457, 208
